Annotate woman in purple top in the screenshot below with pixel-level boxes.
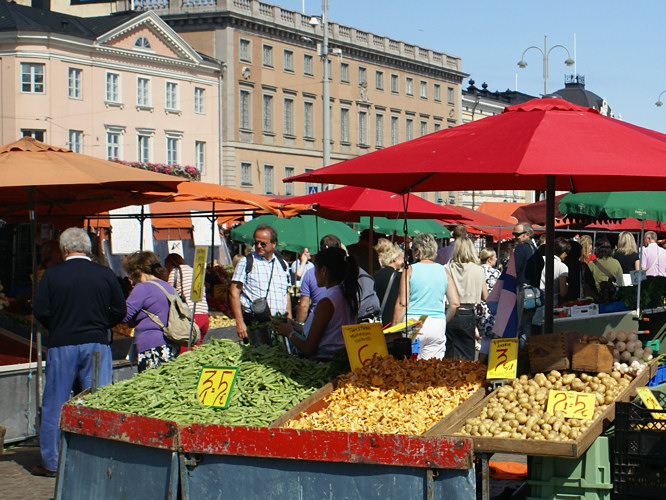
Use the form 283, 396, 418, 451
123, 251, 179, 372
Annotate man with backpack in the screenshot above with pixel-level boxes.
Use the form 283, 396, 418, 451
230, 224, 291, 341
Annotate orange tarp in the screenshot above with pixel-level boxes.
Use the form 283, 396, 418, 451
476, 202, 525, 225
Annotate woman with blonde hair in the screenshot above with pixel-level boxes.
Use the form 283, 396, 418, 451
613, 231, 640, 273
373, 240, 404, 326
393, 233, 459, 359
446, 238, 488, 360
579, 235, 596, 264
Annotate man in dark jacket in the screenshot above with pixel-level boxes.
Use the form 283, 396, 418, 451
32, 227, 126, 476
512, 222, 541, 347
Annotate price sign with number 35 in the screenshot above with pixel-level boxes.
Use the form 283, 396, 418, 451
487, 338, 518, 379
197, 366, 239, 409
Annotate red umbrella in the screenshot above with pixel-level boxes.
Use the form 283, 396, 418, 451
286, 98, 666, 332
511, 193, 570, 227
438, 205, 515, 242
277, 186, 464, 221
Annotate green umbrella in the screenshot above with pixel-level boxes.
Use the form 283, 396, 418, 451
351, 216, 449, 238
559, 191, 666, 221
230, 214, 359, 253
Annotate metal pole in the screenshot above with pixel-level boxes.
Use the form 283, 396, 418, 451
91, 351, 100, 393
29, 187, 43, 430
321, 0, 331, 172
542, 35, 549, 96
544, 175, 555, 333
210, 202, 216, 265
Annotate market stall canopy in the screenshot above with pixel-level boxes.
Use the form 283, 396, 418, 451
161, 181, 309, 218
285, 98, 666, 194
438, 205, 515, 242
476, 202, 524, 225
0, 137, 181, 218
584, 219, 666, 232
511, 193, 570, 227
351, 217, 450, 238
277, 186, 465, 221
230, 214, 359, 253
559, 191, 666, 222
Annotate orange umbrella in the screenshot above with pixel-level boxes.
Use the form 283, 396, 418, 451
0, 137, 181, 218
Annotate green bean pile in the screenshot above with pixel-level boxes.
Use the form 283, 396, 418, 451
82, 338, 333, 426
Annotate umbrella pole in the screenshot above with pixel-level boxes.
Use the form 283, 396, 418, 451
544, 176, 555, 334
368, 216, 374, 274
210, 203, 216, 265
636, 219, 645, 315
28, 188, 43, 431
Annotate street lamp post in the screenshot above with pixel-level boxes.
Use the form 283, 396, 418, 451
517, 35, 575, 96
655, 91, 666, 107
310, 1, 331, 191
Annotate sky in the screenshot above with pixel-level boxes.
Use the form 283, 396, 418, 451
279, 0, 666, 133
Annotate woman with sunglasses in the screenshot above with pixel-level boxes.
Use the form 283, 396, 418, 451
272, 247, 359, 361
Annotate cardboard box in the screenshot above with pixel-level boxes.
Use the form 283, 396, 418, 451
572, 343, 614, 373
529, 332, 570, 373
571, 304, 599, 317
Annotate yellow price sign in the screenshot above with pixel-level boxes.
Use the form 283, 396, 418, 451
191, 246, 208, 303
636, 387, 666, 420
546, 390, 595, 420
342, 323, 389, 371
487, 338, 518, 379
196, 366, 238, 409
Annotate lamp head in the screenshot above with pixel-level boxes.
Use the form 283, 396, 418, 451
517, 60, 527, 69
564, 57, 575, 67
657, 101, 663, 108
309, 16, 320, 27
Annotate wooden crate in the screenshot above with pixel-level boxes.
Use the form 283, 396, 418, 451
529, 332, 570, 373
572, 343, 614, 373
431, 359, 658, 458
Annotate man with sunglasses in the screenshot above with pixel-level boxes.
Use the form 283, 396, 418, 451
230, 224, 291, 341
512, 222, 541, 346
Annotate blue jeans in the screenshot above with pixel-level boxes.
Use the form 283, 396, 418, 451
40, 343, 112, 471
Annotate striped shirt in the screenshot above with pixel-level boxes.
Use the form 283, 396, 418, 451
232, 252, 290, 316
168, 264, 209, 315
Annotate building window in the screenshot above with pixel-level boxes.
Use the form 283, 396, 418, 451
240, 89, 251, 130
434, 121, 442, 132
303, 54, 314, 76
106, 72, 120, 102
283, 50, 294, 72
358, 110, 368, 145
406, 118, 413, 141
106, 131, 120, 160
420, 121, 428, 136
166, 136, 179, 165
447, 87, 454, 104
375, 114, 384, 147
405, 77, 413, 96
21, 63, 45, 93
195, 141, 205, 174
340, 62, 349, 83
283, 98, 294, 136
434, 83, 441, 102
358, 66, 367, 86
284, 167, 295, 195
165, 82, 179, 111
390, 116, 399, 145
134, 36, 151, 50
137, 77, 150, 107
263, 164, 274, 194
137, 134, 151, 163
239, 39, 251, 62
326, 60, 332, 80
68, 68, 81, 99
240, 162, 252, 186
390, 74, 399, 93
67, 130, 82, 153
194, 87, 204, 114
340, 108, 350, 143
21, 129, 45, 141
304, 101, 314, 138
262, 94, 274, 133
375, 71, 384, 90
262, 44, 273, 68
420, 80, 427, 99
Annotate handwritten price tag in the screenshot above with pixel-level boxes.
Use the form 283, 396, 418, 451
342, 323, 389, 371
487, 339, 518, 379
546, 390, 596, 419
636, 387, 666, 420
196, 366, 239, 409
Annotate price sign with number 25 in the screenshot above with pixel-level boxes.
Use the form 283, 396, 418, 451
197, 366, 239, 409
546, 390, 595, 420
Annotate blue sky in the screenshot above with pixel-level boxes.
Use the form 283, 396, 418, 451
280, 0, 666, 132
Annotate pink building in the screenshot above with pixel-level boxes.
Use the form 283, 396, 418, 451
0, 3, 223, 183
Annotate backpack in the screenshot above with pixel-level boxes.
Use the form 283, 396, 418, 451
357, 269, 381, 322
141, 281, 201, 347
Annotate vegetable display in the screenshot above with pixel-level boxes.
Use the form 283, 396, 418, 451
599, 330, 653, 376
284, 356, 487, 435
456, 369, 635, 441
82, 339, 333, 426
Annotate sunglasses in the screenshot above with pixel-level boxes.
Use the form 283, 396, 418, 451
512, 231, 526, 238
253, 240, 270, 248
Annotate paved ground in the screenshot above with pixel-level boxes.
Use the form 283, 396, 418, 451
0, 439, 55, 500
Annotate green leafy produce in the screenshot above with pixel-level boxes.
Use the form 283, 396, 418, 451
82, 339, 335, 426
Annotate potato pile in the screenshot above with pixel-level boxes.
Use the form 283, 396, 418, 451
208, 314, 236, 328
284, 356, 486, 435
456, 369, 633, 441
